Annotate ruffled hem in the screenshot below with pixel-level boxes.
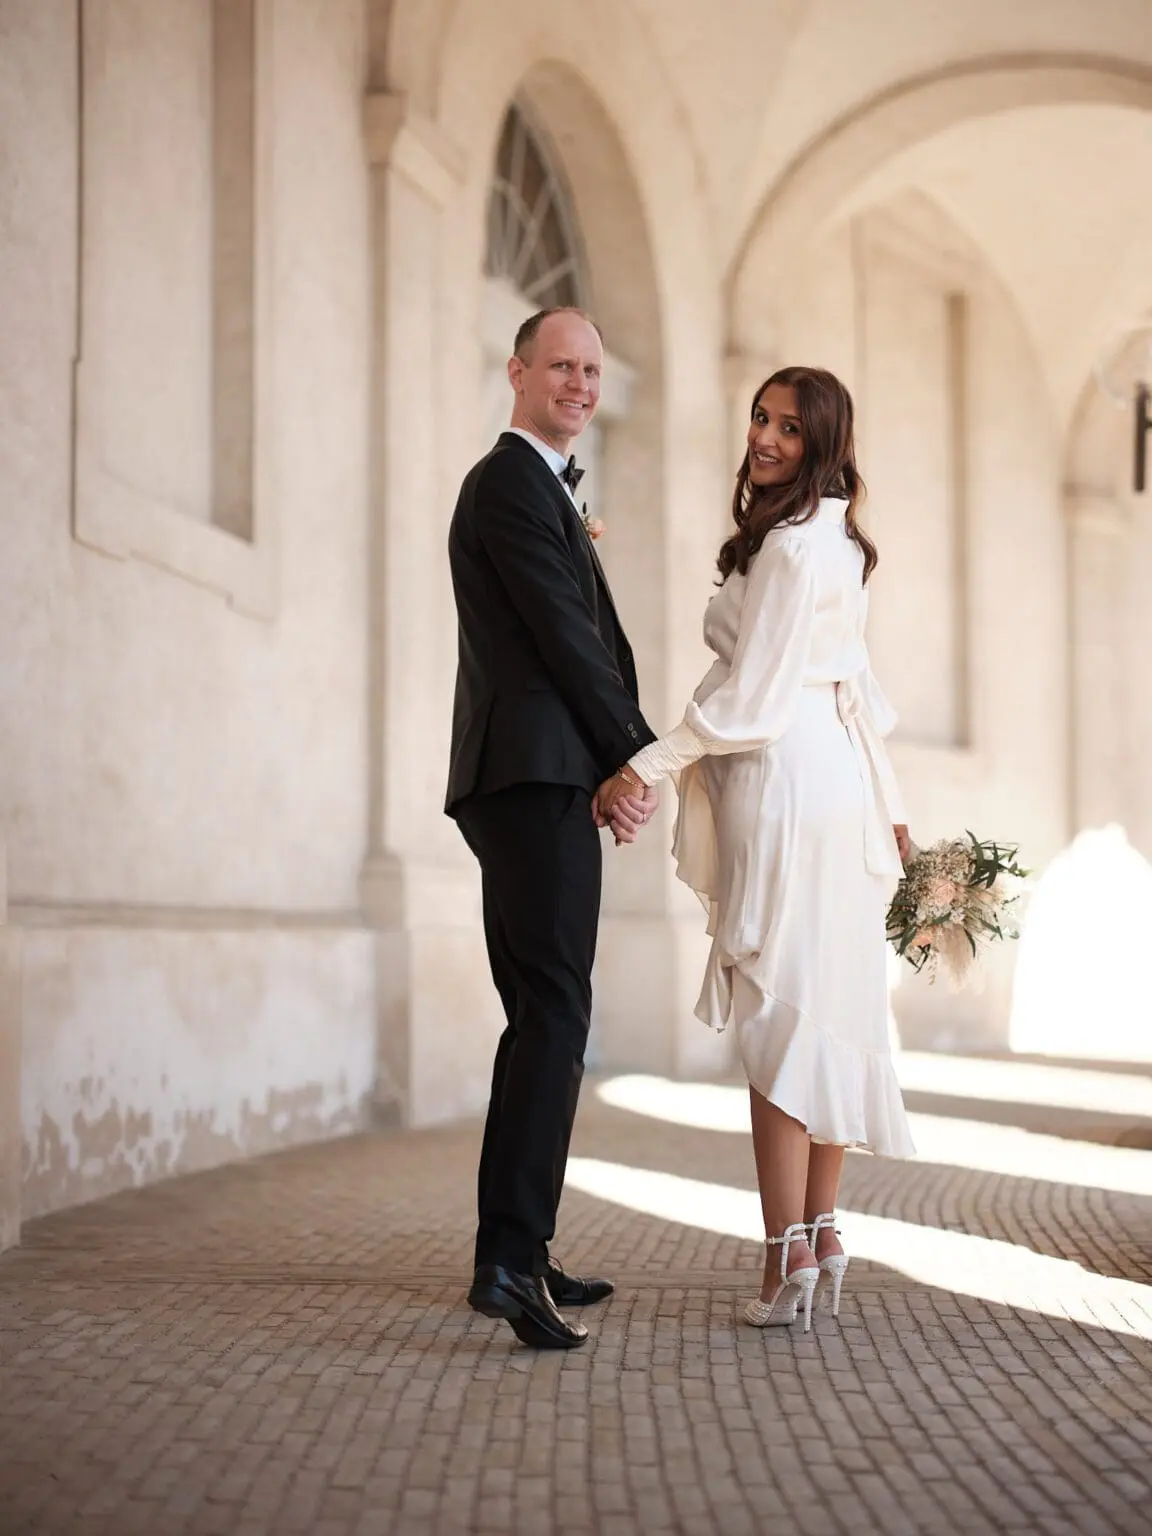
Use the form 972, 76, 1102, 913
730, 984, 916, 1159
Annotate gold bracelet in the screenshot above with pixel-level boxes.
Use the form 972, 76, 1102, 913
617, 764, 646, 791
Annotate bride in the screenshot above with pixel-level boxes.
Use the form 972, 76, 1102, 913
598, 366, 916, 1331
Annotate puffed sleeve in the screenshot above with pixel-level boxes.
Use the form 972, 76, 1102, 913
627, 535, 816, 785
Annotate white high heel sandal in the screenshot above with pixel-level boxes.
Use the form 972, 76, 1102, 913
743, 1221, 820, 1332
810, 1211, 849, 1317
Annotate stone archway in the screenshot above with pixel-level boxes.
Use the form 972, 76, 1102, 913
361, 0, 730, 1123
727, 55, 1152, 1054
478, 99, 638, 534
366, 0, 450, 112
729, 55, 1152, 358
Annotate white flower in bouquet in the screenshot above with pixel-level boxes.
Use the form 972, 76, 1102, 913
886, 833, 1029, 991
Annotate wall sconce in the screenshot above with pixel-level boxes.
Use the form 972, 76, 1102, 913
1097, 322, 1152, 495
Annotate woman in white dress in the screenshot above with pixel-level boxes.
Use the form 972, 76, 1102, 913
599, 367, 916, 1331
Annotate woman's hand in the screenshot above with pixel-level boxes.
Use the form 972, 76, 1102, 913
893, 824, 912, 865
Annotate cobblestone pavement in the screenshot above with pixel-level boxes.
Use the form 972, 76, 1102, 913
3, 1059, 1152, 1536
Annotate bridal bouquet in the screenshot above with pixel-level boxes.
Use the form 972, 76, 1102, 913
886, 833, 1029, 990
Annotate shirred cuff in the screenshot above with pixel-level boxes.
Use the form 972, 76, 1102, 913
627, 718, 706, 785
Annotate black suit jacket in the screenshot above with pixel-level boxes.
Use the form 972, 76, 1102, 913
445, 432, 655, 815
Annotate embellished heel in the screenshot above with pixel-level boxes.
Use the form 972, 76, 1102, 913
743, 1222, 820, 1333
794, 1266, 819, 1332
810, 1211, 849, 1318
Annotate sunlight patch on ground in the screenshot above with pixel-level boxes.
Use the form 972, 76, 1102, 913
594, 1074, 1152, 1196
566, 1156, 1152, 1338
598, 1075, 751, 1132
894, 1051, 1152, 1118
601, 1053, 1152, 1123
903, 1113, 1152, 1195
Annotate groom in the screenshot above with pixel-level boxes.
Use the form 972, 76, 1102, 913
445, 307, 658, 1349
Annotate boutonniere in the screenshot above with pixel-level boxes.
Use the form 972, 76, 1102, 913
580, 502, 606, 541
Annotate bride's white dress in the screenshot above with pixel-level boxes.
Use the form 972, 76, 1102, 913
628, 497, 915, 1158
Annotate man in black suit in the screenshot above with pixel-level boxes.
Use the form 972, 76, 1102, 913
446, 307, 658, 1349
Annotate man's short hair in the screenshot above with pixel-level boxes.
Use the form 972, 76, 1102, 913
513, 307, 604, 360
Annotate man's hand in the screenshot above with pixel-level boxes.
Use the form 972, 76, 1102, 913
594, 772, 634, 825
893, 824, 912, 865
593, 776, 658, 844
609, 784, 659, 844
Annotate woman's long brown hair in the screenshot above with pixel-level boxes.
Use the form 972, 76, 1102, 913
717, 366, 878, 584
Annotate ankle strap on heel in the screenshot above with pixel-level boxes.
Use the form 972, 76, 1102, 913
809, 1212, 841, 1240
765, 1221, 811, 1284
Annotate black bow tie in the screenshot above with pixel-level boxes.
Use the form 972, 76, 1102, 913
558, 456, 585, 493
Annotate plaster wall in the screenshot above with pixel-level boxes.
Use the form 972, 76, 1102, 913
0, 849, 21, 1251
0, 0, 377, 1217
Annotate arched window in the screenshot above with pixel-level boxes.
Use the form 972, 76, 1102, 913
480, 101, 633, 504
486, 104, 586, 310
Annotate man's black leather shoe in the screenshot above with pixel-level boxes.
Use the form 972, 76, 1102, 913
467, 1265, 589, 1349
544, 1259, 615, 1307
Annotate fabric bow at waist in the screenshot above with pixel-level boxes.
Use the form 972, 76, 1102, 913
835, 677, 904, 878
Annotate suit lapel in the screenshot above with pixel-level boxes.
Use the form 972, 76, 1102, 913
552, 481, 625, 636
581, 521, 624, 633
500, 433, 624, 633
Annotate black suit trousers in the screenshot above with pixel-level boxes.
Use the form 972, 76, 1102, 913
455, 782, 602, 1275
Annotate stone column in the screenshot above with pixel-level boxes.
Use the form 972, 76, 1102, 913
1065, 490, 1127, 830
0, 844, 22, 1252
359, 95, 507, 1128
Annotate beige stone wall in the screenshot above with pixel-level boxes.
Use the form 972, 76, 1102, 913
7, 0, 371, 910
19, 925, 375, 1216
0, 846, 21, 1251
0, 0, 378, 1219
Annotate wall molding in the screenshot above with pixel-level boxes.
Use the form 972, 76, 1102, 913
359, 853, 480, 932
0, 844, 23, 1253
1064, 488, 1129, 539
363, 91, 464, 206
9, 899, 366, 932
71, 0, 279, 620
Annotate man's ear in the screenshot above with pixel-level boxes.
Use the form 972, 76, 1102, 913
506, 354, 523, 392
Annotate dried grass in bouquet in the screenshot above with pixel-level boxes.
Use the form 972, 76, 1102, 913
886, 833, 1029, 991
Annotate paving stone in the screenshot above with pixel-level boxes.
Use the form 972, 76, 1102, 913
2, 1090, 1152, 1534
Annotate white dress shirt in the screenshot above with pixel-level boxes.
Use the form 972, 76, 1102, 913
506, 427, 579, 507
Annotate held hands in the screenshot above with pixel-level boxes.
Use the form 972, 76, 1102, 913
609, 782, 659, 844
593, 771, 659, 845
